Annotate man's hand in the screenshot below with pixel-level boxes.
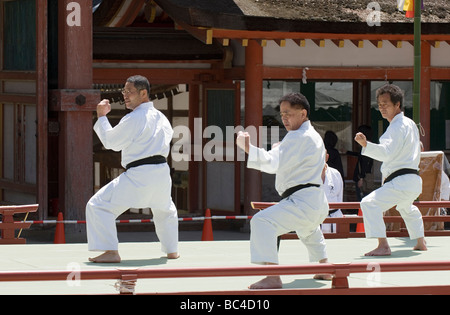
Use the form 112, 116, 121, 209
354, 132, 367, 148
97, 99, 111, 118
236, 131, 250, 154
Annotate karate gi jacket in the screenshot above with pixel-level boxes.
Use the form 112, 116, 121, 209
94, 102, 173, 168
362, 112, 421, 181
92, 101, 174, 209
247, 120, 326, 197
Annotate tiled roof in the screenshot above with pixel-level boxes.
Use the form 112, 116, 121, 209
155, 0, 450, 34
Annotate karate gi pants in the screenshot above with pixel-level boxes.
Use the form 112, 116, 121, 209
360, 174, 424, 239
86, 164, 178, 254
250, 187, 329, 265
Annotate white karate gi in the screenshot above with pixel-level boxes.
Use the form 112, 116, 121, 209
86, 102, 178, 254
247, 121, 329, 264
360, 112, 424, 239
321, 166, 343, 233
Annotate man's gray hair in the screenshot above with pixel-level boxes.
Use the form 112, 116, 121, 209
126, 75, 151, 95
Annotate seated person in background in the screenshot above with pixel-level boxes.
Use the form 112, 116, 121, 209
348, 125, 375, 201
321, 153, 344, 233
324, 130, 344, 184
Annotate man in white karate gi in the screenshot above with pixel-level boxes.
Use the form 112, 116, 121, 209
86, 75, 179, 263
355, 84, 427, 256
237, 92, 330, 290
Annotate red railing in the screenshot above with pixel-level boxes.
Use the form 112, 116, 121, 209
252, 201, 450, 239
0, 205, 39, 244
251, 200, 450, 210
0, 261, 449, 295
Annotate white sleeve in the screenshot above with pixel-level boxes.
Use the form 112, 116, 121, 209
361, 127, 398, 162
247, 144, 280, 174
94, 115, 140, 152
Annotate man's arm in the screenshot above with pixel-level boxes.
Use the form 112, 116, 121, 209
94, 99, 137, 152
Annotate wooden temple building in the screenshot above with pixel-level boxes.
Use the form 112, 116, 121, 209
1, 0, 450, 232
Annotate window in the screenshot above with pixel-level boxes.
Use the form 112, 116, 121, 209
430, 81, 450, 150
3, 0, 36, 71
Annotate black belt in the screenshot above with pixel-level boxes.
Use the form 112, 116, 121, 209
126, 155, 167, 170
384, 168, 419, 184
281, 183, 320, 199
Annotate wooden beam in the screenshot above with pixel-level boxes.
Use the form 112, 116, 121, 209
292, 39, 306, 47
331, 39, 345, 48
369, 40, 383, 48
221, 38, 230, 46
110, 0, 146, 27
210, 28, 450, 42
93, 68, 223, 85
204, 28, 213, 45
94, 65, 450, 87
176, 22, 213, 45
49, 89, 101, 112
0, 72, 36, 80
0, 94, 36, 104
430, 67, 450, 80
389, 40, 403, 48
240, 39, 249, 47
427, 40, 440, 48
312, 39, 325, 47
262, 66, 415, 80
351, 40, 364, 48
256, 39, 267, 47
274, 39, 286, 47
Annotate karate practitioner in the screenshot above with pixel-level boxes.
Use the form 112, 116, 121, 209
355, 84, 427, 256
236, 92, 330, 290
86, 75, 179, 263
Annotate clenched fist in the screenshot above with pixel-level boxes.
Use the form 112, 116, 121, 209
236, 131, 250, 154
97, 99, 111, 118
354, 132, 367, 148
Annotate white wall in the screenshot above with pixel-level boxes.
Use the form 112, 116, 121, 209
232, 38, 450, 68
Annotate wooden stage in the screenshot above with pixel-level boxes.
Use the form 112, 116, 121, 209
0, 236, 450, 295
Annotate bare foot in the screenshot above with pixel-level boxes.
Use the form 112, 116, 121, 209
249, 276, 283, 290
314, 274, 333, 280
365, 238, 391, 256
167, 252, 180, 259
413, 237, 427, 251
365, 247, 391, 256
89, 250, 121, 263
313, 258, 333, 280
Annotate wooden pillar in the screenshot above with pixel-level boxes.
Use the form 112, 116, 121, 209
420, 41, 431, 151
55, 0, 99, 231
188, 84, 200, 213
36, 0, 48, 219
244, 40, 263, 215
